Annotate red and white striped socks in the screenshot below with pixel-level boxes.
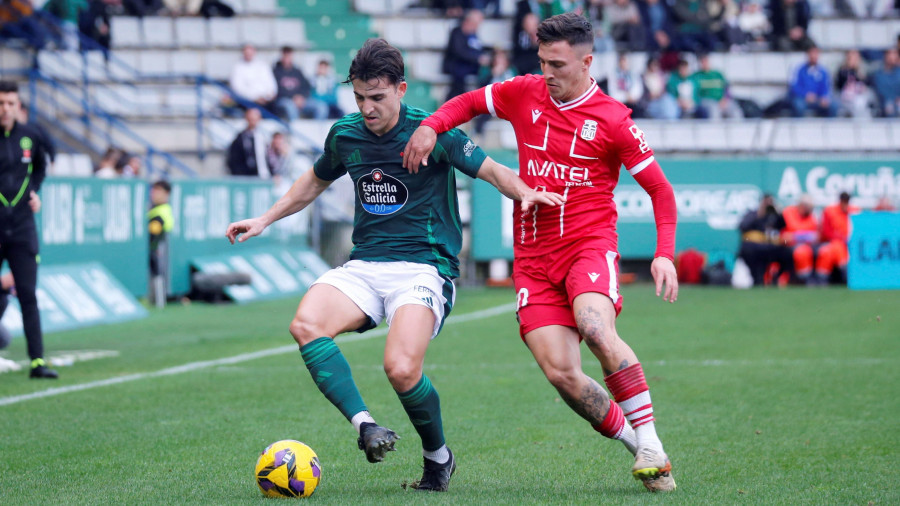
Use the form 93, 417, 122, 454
605, 363, 662, 450
592, 400, 637, 455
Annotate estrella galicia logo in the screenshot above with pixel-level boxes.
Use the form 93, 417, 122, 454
358, 169, 408, 215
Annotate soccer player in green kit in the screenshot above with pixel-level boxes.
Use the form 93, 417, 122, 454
226, 39, 564, 492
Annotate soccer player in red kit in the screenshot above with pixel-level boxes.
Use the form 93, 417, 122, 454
403, 13, 678, 492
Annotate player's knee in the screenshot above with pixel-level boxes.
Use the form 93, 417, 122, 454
580, 325, 616, 356
289, 316, 326, 346
543, 366, 581, 394
383, 357, 420, 391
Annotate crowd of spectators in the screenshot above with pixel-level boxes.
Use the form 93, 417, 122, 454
438, 2, 900, 118
227, 44, 345, 122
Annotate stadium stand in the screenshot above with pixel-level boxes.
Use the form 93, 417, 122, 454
0, 0, 896, 178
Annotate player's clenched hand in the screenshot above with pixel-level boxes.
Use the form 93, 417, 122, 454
28, 191, 40, 213
651, 256, 678, 303
402, 126, 437, 174
226, 217, 267, 244
520, 188, 565, 213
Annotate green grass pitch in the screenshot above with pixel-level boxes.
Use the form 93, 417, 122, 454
0, 285, 898, 504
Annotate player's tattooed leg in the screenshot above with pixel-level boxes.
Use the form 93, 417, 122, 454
558, 377, 611, 426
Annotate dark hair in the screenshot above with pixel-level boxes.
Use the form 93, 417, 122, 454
839, 191, 851, 203
280, 46, 293, 54
536, 12, 593, 48
0, 81, 19, 94
344, 38, 405, 85
152, 180, 171, 193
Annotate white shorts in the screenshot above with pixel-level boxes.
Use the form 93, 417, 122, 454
312, 260, 456, 339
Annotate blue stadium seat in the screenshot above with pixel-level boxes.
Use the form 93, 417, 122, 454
240, 18, 274, 48
110, 16, 142, 48
209, 18, 242, 49
175, 17, 208, 48
143, 17, 175, 48
273, 19, 307, 49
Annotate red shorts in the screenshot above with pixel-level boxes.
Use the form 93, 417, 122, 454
513, 241, 623, 340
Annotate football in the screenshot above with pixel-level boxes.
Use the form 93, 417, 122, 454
254, 440, 322, 498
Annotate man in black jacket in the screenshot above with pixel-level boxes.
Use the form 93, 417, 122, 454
0, 80, 56, 378
442, 9, 488, 101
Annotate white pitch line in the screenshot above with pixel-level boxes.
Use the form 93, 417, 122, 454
0, 302, 517, 407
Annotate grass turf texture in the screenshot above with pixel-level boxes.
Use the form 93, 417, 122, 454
0, 286, 897, 504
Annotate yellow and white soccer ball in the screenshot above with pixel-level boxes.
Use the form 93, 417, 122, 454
254, 440, 322, 498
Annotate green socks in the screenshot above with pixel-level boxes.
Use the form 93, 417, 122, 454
397, 375, 445, 452
300, 337, 367, 421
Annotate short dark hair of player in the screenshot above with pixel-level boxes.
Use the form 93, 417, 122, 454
536, 12, 593, 48
839, 191, 851, 204
152, 180, 171, 193
0, 80, 19, 94
344, 38, 405, 85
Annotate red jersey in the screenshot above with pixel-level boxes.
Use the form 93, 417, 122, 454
423, 74, 677, 260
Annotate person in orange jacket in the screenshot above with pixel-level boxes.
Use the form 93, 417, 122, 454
782, 194, 820, 284
817, 192, 859, 284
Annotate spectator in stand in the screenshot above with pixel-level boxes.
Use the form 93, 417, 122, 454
872, 48, 900, 117
671, 0, 718, 53
94, 146, 124, 178
737, 0, 770, 50
844, 0, 895, 18
310, 59, 344, 119
817, 192, 859, 285
161, 0, 200, 15
667, 58, 704, 118
512, 11, 540, 75
738, 194, 793, 286
80, 0, 114, 50
789, 44, 837, 117
442, 9, 489, 100
42, 0, 88, 50
835, 49, 871, 118
265, 131, 291, 182
638, 0, 672, 52
230, 44, 278, 109
227, 108, 272, 178
643, 56, 679, 119
0, 0, 52, 49
781, 194, 821, 284
691, 53, 743, 120
605, 0, 646, 51
709, 0, 744, 50
609, 53, 645, 116
119, 153, 141, 178
272, 46, 324, 121
475, 48, 516, 133
770, 0, 813, 52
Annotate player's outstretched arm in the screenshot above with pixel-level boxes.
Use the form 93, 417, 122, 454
226, 168, 331, 244
651, 256, 678, 303
403, 89, 490, 173
476, 157, 565, 211
402, 125, 437, 174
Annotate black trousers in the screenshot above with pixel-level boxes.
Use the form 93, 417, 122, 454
0, 238, 43, 360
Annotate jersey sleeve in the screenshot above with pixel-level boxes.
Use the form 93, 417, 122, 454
613, 116, 677, 260
611, 114, 655, 175
433, 128, 487, 179
482, 74, 530, 121
421, 75, 531, 134
312, 123, 348, 181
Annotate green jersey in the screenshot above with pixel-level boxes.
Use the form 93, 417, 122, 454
313, 104, 487, 279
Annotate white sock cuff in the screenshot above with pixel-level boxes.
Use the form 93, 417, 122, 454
423, 444, 449, 464
350, 411, 375, 433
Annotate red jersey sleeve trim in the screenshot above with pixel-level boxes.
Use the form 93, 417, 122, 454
420, 88, 490, 134
631, 160, 677, 261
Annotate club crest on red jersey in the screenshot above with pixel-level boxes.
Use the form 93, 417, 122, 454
580, 120, 597, 141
